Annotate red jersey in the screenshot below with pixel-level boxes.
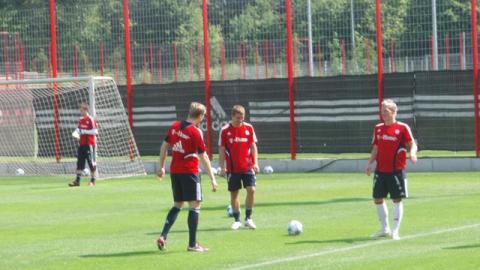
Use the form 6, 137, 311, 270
165, 120, 206, 174
219, 122, 257, 173
372, 121, 414, 173
78, 115, 98, 146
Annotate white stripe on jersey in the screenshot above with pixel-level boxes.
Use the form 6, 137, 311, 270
218, 123, 230, 146
397, 121, 415, 142
243, 122, 258, 143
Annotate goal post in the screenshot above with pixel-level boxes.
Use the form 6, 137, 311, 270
0, 76, 146, 178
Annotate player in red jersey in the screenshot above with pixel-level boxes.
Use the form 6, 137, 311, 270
365, 99, 417, 240
219, 105, 259, 230
156, 102, 218, 252
69, 103, 98, 187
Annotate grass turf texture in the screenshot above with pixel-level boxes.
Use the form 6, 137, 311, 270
1, 172, 479, 270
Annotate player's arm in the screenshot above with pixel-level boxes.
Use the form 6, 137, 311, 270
250, 142, 259, 173
79, 128, 98, 135
156, 141, 170, 180
365, 145, 378, 176
219, 145, 227, 177
199, 152, 218, 192
407, 140, 418, 163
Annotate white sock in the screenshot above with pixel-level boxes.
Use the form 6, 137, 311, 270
392, 201, 404, 233
376, 202, 389, 231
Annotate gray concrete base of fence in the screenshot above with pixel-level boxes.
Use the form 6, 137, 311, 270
144, 157, 480, 174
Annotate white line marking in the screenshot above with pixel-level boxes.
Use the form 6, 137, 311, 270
229, 223, 480, 270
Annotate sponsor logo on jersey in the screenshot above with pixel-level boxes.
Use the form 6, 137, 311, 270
172, 130, 190, 140
382, 134, 398, 141
395, 129, 400, 135
172, 141, 185, 153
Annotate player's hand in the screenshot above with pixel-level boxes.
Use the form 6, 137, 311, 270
156, 167, 165, 180
72, 129, 80, 140
219, 167, 226, 177
365, 163, 372, 176
253, 164, 260, 174
410, 153, 418, 164
211, 179, 218, 192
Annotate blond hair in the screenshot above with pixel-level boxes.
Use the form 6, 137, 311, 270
231, 105, 246, 116
188, 102, 206, 119
381, 99, 397, 113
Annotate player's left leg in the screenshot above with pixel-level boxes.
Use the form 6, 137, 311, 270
243, 172, 257, 229
86, 145, 97, 186
390, 170, 407, 240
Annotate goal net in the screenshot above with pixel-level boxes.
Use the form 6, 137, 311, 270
0, 76, 146, 178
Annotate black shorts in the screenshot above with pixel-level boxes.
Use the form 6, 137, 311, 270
227, 171, 256, 192
373, 170, 408, 199
76, 145, 97, 171
171, 174, 202, 202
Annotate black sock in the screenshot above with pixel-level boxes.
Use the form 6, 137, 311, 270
161, 206, 181, 239
90, 176, 96, 183
245, 208, 252, 220
75, 174, 81, 182
233, 211, 240, 222
188, 208, 199, 247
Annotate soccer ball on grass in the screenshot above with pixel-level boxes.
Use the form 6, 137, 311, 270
15, 168, 25, 176
287, 220, 303, 235
263, 165, 274, 174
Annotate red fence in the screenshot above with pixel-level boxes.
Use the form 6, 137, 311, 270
0, 0, 479, 157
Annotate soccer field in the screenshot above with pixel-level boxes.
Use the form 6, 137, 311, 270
1, 172, 479, 270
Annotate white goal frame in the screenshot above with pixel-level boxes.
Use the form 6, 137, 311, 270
0, 76, 146, 178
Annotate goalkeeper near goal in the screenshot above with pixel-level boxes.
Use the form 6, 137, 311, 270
69, 103, 99, 187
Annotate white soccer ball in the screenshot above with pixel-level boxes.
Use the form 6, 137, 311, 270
288, 220, 303, 235
263, 165, 274, 174
227, 205, 234, 217
81, 168, 90, 176
15, 168, 25, 176
211, 167, 218, 175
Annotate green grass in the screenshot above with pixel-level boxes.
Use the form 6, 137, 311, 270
1, 172, 479, 270
140, 150, 476, 161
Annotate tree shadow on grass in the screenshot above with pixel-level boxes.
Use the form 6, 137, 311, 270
80, 250, 172, 258
443, 244, 480, 250
201, 197, 370, 211
146, 227, 232, 236
285, 236, 372, 245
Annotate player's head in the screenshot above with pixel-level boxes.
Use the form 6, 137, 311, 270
80, 103, 90, 116
188, 102, 206, 124
231, 105, 245, 126
381, 99, 397, 123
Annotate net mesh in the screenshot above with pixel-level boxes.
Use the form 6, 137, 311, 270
0, 76, 145, 178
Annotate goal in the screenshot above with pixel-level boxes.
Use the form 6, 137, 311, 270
0, 76, 145, 178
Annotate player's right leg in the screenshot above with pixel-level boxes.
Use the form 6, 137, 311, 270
371, 172, 391, 238
69, 146, 86, 187
228, 173, 242, 230
186, 200, 208, 252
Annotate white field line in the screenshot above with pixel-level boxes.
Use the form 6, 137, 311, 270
229, 223, 480, 270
